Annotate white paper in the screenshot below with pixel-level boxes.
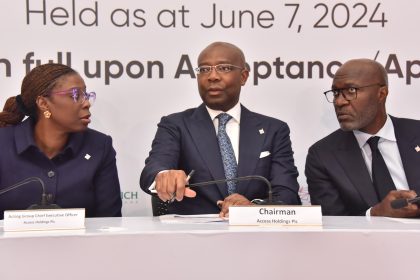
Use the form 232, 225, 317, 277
229, 205, 322, 226
4, 208, 85, 231
159, 214, 227, 224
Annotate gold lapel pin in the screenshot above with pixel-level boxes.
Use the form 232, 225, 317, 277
415, 145, 420, 152
259, 128, 264, 135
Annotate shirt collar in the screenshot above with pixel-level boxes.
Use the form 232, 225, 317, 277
205, 102, 241, 123
14, 118, 37, 154
14, 118, 84, 157
353, 115, 396, 149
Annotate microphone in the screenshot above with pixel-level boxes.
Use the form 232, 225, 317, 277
391, 196, 420, 209
187, 175, 297, 205
0, 177, 60, 209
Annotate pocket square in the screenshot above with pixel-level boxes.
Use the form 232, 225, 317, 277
259, 151, 270, 158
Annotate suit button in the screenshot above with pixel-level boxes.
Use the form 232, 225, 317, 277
47, 171, 55, 178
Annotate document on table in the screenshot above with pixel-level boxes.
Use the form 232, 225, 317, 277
159, 214, 227, 224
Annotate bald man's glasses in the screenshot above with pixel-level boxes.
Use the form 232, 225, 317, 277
195, 64, 244, 75
323, 84, 384, 103
46, 88, 96, 105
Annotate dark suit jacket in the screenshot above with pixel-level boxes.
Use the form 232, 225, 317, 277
140, 104, 300, 214
305, 116, 420, 216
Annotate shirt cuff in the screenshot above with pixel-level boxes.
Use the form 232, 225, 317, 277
365, 207, 372, 217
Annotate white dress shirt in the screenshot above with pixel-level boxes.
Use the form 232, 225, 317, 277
353, 115, 409, 216
206, 102, 241, 163
353, 115, 409, 190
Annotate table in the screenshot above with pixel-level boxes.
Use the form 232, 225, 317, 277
1, 216, 420, 280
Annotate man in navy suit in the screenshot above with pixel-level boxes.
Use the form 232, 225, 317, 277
140, 42, 300, 216
306, 58, 420, 217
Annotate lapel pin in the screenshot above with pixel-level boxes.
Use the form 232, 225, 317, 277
85, 154, 91, 160
415, 145, 420, 152
259, 128, 264, 135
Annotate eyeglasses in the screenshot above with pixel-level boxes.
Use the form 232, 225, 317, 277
46, 88, 96, 105
195, 64, 244, 75
323, 84, 384, 103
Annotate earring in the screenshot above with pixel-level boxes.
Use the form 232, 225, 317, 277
43, 110, 51, 119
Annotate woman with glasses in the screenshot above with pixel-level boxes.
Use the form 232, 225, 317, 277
0, 63, 122, 219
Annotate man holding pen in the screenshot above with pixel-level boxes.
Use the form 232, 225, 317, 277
140, 42, 300, 216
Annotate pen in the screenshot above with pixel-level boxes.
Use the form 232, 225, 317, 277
168, 170, 195, 203
149, 169, 195, 196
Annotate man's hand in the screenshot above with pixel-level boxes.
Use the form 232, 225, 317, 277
217, 194, 252, 218
155, 170, 196, 202
371, 190, 420, 218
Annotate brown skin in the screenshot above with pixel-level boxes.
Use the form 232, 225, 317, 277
332, 59, 420, 217
155, 43, 251, 213
217, 194, 252, 218
34, 73, 91, 159
155, 170, 196, 202
371, 190, 420, 217
197, 42, 249, 112
332, 59, 387, 134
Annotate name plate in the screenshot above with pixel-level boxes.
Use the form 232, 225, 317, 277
3, 208, 85, 231
229, 205, 322, 226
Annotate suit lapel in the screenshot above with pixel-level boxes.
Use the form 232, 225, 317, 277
335, 131, 379, 206
186, 104, 228, 197
237, 106, 265, 194
392, 117, 420, 193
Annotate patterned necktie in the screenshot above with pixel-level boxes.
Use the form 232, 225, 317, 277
367, 136, 396, 201
217, 113, 238, 194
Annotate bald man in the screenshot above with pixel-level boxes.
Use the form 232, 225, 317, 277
306, 59, 420, 217
140, 42, 300, 216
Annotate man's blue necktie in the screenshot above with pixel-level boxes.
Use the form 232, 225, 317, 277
217, 113, 238, 194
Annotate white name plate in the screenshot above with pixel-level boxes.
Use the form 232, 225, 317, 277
3, 208, 86, 231
229, 205, 322, 226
